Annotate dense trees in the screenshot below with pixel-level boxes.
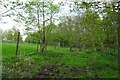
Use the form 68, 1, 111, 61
24, 2, 119, 51
1, 0, 119, 54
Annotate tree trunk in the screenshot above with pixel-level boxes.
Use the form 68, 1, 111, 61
40, 0, 46, 53
40, 38, 43, 53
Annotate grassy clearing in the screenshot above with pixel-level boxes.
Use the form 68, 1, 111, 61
2, 42, 118, 78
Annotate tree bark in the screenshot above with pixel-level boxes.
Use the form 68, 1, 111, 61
40, 0, 46, 53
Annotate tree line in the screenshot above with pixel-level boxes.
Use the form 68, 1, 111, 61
0, 0, 119, 53
1, 27, 22, 43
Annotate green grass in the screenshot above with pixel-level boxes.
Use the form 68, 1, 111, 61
1, 42, 118, 78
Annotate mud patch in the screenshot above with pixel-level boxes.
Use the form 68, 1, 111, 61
34, 64, 61, 78
34, 64, 88, 78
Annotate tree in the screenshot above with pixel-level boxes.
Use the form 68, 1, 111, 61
1, 28, 22, 42
25, 31, 39, 44
12, 0, 60, 53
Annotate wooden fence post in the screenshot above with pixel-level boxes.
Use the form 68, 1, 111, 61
15, 31, 20, 57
